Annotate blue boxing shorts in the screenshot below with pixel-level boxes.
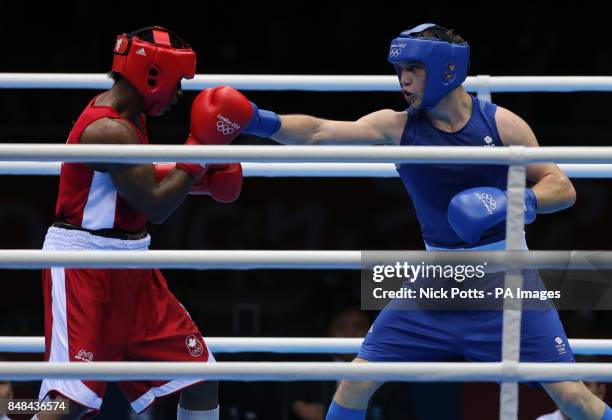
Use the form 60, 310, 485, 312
358, 239, 574, 374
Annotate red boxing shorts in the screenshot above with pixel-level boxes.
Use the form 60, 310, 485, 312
39, 262, 214, 413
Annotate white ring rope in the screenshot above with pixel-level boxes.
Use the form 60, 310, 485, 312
2, 74, 612, 92
0, 250, 609, 269
0, 144, 612, 164
2, 162, 612, 179
1, 361, 612, 382
0, 337, 609, 355
0, 250, 359, 269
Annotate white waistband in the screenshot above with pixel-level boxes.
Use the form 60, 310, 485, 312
43, 226, 151, 251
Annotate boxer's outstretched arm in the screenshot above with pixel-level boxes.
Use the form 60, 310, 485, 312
496, 106, 576, 213
80, 118, 194, 224
243, 99, 407, 144
273, 110, 405, 145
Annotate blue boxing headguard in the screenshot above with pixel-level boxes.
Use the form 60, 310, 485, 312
388, 23, 470, 110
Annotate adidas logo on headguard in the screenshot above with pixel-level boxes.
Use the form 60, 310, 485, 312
135, 48, 146, 56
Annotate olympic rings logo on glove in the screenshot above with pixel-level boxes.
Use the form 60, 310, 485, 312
216, 120, 235, 136
474, 192, 497, 214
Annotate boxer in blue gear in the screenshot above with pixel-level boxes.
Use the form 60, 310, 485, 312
245, 23, 609, 420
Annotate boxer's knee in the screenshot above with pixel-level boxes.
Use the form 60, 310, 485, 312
179, 380, 219, 411
35, 395, 89, 420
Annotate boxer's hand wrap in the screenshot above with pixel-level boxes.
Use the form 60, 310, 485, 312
175, 136, 206, 177
447, 187, 537, 244
523, 188, 538, 224
242, 101, 281, 137
154, 162, 177, 182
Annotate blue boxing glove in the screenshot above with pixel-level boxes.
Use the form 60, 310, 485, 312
242, 101, 281, 137
447, 187, 537, 244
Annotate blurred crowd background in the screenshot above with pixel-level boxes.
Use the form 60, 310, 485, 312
1, 1, 610, 419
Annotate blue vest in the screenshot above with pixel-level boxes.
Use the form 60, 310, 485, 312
397, 95, 508, 248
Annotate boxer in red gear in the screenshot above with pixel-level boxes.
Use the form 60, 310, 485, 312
38, 27, 252, 420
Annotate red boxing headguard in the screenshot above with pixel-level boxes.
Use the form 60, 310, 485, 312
112, 26, 196, 116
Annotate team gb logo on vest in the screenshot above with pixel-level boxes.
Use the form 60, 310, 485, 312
483, 136, 495, 147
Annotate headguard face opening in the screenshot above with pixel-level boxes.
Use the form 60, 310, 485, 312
388, 23, 470, 110
112, 26, 196, 116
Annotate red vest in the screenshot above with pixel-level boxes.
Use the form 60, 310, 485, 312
55, 97, 148, 233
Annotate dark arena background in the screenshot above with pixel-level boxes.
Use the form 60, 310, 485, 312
1, 2, 611, 419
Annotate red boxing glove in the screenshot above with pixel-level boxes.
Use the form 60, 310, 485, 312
190, 86, 254, 145
155, 161, 206, 189
155, 162, 243, 202
190, 163, 243, 203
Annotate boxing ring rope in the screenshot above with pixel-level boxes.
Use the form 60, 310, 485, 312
0, 144, 611, 164
2, 73, 612, 93
2, 361, 612, 382
2, 162, 612, 178
1, 337, 611, 355
0, 250, 359, 269
0, 249, 610, 269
